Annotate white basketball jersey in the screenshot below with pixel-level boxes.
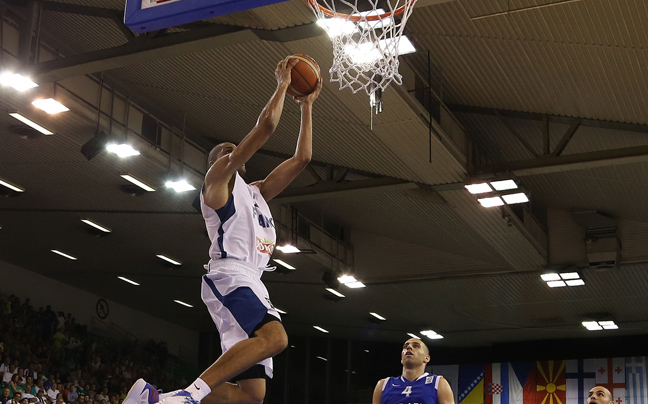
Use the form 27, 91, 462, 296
201, 172, 276, 269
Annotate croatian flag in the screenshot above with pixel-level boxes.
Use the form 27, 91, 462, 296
566, 359, 597, 404
626, 357, 648, 404
485, 363, 508, 404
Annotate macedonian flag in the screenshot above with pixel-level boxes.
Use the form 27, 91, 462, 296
536, 361, 567, 404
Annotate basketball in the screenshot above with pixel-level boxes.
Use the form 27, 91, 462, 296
286, 54, 321, 98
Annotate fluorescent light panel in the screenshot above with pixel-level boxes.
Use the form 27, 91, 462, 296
420, 330, 443, 339
51, 250, 77, 260
9, 112, 53, 135
490, 179, 518, 191
32, 98, 69, 114
465, 183, 492, 194
407, 333, 421, 339
157, 254, 182, 266
541, 273, 561, 281
0, 73, 38, 91
326, 288, 345, 298
345, 281, 366, 288
165, 180, 196, 193
81, 219, 111, 233
370, 312, 386, 320
313, 326, 329, 333
547, 280, 566, 288
316, 356, 328, 361
106, 143, 140, 158
502, 192, 529, 204
478, 196, 504, 208
276, 245, 300, 253
566, 279, 585, 287
338, 275, 357, 284
560, 272, 580, 280
0, 178, 25, 193
583, 320, 618, 331
273, 259, 295, 270
117, 276, 139, 286
121, 174, 156, 192
174, 300, 193, 308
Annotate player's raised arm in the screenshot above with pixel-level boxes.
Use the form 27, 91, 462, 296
437, 377, 456, 404
206, 57, 296, 186
252, 78, 322, 201
372, 378, 386, 404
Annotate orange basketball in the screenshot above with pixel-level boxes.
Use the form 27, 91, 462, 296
286, 54, 321, 97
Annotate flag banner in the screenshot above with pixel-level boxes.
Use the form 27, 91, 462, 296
626, 357, 648, 404
460, 364, 485, 404
594, 358, 626, 404
566, 359, 597, 404
536, 360, 566, 404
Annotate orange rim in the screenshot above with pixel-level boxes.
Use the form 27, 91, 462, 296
308, 0, 416, 21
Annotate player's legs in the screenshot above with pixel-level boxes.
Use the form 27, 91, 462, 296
198, 320, 287, 388
201, 379, 265, 404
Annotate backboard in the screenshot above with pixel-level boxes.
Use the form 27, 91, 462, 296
125, 0, 289, 33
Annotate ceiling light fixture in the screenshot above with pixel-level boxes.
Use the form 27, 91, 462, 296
276, 244, 300, 253
560, 272, 580, 280
157, 254, 182, 266
0, 73, 38, 91
165, 179, 196, 193
337, 275, 357, 284
502, 192, 529, 204
117, 276, 139, 286
273, 259, 295, 270
0, 178, 25, 193
326, 288, 345, 298
81, 219, 111, 233
490, 179, 518, 191
121, 174, 156, 192
9, 112, 53, 135
174, 300, 193, 308
420, 330, 444, 339
478, 196, 504, 208
547, 280, 567, 287
370, 312, 386, 320
106, 143, 140, 158
313, 326, 329, 333
407, 333, 421, 339
540, 273, 561, 281
465, 183, 492, 194
316, 356, 328, 361
345, 281, 366, 288
32, 98, 69, 114
543, 271, 584, 287
51, 250, 77, 260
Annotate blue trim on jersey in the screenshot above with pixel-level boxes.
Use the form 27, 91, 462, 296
214, 194, 236, 258
202, 275, 268, 337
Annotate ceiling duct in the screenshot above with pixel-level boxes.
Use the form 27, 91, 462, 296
572, 209, 620, 270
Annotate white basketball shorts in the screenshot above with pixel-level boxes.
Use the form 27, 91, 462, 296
201, 258, 281, 379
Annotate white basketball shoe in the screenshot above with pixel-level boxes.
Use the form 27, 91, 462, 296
123, 379, 161, 404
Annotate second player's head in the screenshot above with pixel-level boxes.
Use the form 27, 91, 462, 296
401, 338, 430, 369
209, 142, 246, 175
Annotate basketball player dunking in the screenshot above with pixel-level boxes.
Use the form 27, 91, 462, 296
373, 338, 456, 404
125, 56, 322, 404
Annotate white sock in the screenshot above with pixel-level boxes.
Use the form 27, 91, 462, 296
158, 390, 181, 401
185, 378, 211, 402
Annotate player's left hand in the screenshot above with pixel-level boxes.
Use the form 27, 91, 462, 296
294, 78, 322, 106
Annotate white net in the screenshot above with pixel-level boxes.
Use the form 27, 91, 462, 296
309, 0, 417, 96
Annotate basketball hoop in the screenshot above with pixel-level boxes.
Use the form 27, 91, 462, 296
308, 0, 417, 121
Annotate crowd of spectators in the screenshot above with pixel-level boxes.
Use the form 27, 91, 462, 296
0, 294, 191, 404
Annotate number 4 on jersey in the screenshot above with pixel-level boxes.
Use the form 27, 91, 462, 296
402, 386, 413, 397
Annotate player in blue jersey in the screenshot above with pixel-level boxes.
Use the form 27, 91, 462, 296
587, 387, 613, 404
124, 56, 322, 404
373, 338, 456, 404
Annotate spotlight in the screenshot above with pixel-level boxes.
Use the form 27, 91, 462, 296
81, 131, 112, 161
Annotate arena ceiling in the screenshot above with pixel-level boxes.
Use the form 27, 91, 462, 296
1, 0, 647, 349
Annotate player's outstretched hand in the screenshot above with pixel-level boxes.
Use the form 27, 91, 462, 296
295, 78, 323, 106
275, 57, 299, 88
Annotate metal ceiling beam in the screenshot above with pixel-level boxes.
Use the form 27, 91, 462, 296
475, 145, 648, 176
26, 21, 323, 82
272, 178, 419, 203
448, 104, 648, 135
